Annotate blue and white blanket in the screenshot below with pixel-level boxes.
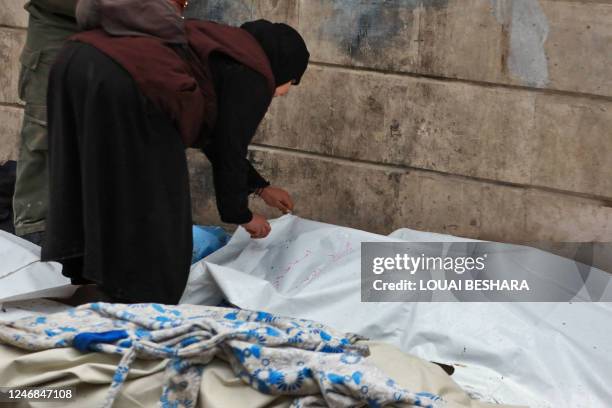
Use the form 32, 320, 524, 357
0, 303, 442, 407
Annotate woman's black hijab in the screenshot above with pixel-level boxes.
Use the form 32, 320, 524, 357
241, 19, 310, 87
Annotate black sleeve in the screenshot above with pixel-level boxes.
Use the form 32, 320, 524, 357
247, 161, 270, 193
203, 62, 272, 225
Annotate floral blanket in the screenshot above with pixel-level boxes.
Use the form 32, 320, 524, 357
0, 303, 442, 408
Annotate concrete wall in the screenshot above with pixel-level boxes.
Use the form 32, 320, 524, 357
1, 0, 611, 244
0, 22, 25, 163
186, 0, 612, 244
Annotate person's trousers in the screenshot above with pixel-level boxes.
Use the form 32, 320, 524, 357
12, 5, 77, 236
0, 161, 17, 233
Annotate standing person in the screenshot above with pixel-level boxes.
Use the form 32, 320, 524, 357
13, 0, 79, 245
42, 0, 310, 304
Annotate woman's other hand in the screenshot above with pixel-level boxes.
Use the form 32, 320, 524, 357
260, 186, 294, 214
241, 213, 271, 239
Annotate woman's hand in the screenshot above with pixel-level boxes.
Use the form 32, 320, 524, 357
241, 213, 271, 239
260, 186, 294, 214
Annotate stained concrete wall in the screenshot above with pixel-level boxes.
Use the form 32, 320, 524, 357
1, 0, 611, 244
0, 23, 24, 163
186, 0, 612, 244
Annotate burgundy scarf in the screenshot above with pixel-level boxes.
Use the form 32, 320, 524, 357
73, 0, 275, 146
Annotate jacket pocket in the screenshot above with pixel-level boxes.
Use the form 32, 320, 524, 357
18, 47, 57, 105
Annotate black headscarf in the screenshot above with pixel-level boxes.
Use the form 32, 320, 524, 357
241, 19, 309, 87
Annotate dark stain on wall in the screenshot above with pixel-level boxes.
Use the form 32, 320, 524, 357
320, 0, 448, 64
185, 0, 253, 26
499, 23, 511, 77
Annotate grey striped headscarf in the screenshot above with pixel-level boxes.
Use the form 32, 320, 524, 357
75, 0, 186, 43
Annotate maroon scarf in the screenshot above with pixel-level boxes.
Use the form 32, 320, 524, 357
73, 0, 275, 146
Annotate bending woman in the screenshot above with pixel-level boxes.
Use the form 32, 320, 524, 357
41, 0, 309, 304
